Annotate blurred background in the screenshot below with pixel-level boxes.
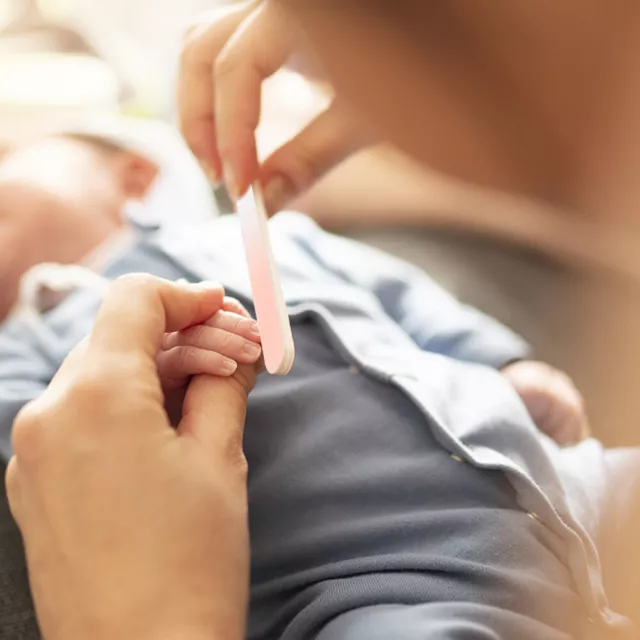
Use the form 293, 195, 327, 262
2, 0, 640, 446
0, 0, 229, 130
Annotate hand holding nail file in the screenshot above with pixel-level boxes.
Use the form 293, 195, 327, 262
236, 183, 295, 375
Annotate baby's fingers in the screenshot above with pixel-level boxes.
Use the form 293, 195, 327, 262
164, 324, 262, 364
207, 308, 261, 343
157, 347, 238, 390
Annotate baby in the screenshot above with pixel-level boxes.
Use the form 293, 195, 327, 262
161, 293, 588, 446
0, 218, 601, 639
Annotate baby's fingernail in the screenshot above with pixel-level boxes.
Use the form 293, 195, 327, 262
263, 175, 296, 216
248, 321, 260, 338
242, 342, 262, 359
221, 358, 238, 375
223, 162, 240, 203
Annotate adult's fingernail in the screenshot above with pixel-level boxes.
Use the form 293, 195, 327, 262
223, 162, 239, 202
263, 175, 296, 216
199, 160, 220, 186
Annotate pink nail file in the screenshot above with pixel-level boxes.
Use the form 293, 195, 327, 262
236, 183, 295, 375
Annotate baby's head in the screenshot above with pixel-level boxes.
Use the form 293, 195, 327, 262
0, 135, 157, 320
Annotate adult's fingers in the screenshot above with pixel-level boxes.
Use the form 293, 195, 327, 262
259, 102, 371, 215
176, 303, 261, 460
178, 366, 258, 465
178, 1, 258, 180
89, 276, 225, 363
215, 0, 295, 199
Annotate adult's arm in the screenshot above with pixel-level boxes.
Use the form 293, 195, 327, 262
6, 275, 255, 640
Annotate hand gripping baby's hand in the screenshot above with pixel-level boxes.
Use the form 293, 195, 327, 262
157, 296, 261, 388
501, 360, 590, 446
156, 296, 262, 422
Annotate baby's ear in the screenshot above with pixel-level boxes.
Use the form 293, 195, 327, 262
112, 151, 159, 200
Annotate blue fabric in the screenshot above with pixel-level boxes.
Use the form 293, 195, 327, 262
245, 316, 582, 639
0, 212, 635, 638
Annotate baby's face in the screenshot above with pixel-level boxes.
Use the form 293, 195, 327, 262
0, 137, 126, 320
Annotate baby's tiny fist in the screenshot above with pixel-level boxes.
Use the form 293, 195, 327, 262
501, 360, 590, 446
157, 298, 261, 391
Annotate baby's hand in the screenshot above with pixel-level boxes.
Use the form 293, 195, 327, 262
501, 360, 590, 446
157, 297, 262, 392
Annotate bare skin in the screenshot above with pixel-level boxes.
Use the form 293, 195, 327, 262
6, 277, 262, 640
0, 135, 157, 320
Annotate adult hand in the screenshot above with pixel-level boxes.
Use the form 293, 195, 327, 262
181, 1, 623, 214
5, 275, 258, 640
177, 0, 370, 214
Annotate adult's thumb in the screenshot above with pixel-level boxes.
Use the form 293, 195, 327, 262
177, 364, 258, 465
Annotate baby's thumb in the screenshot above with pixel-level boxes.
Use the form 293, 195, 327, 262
260, 102, 370, 216
177, 364, 258, 467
